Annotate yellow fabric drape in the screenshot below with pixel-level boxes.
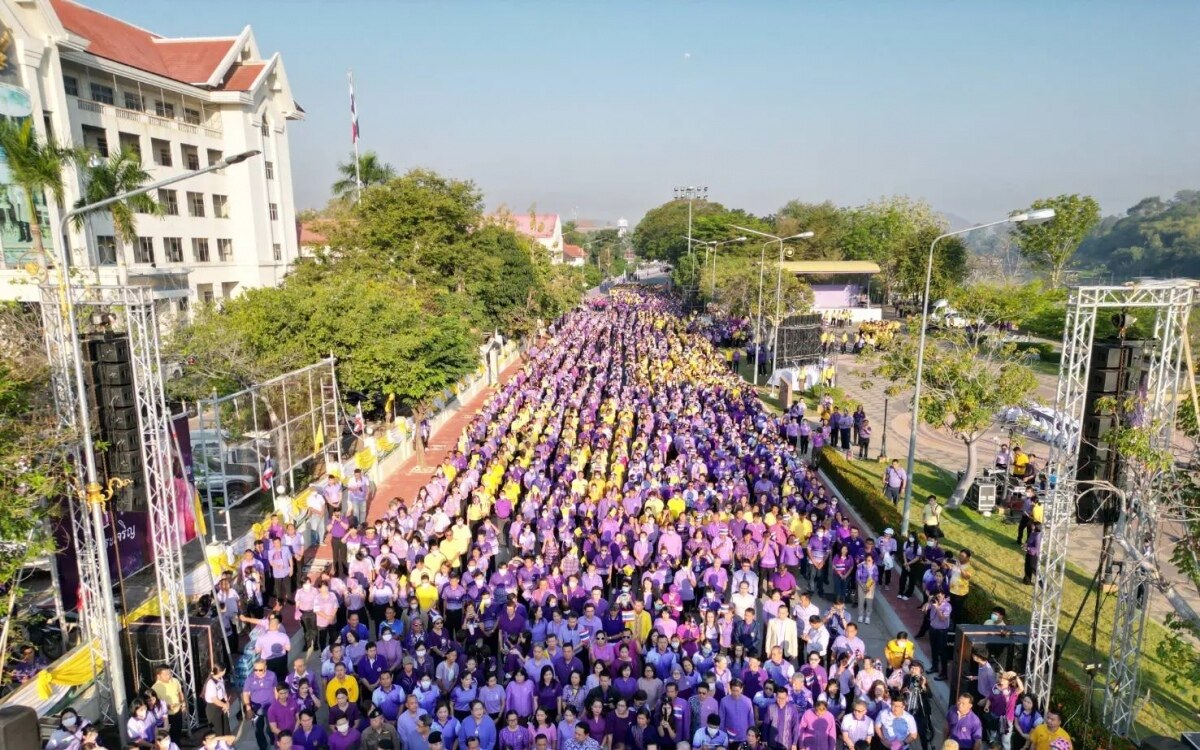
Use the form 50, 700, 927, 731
193, 488, 207, 537
355, 449, 375, 471
36, 641, 103, 699
314, 423, 325, 451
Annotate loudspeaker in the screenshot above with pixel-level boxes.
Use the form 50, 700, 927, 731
1088, 368, 1129, 394
104, 406, 139, 432
110, 449, 143, 476
1092, 341, 1134, 369
110, 427, 141, 453
98, 384, 136, 410
0, 706, 41, 750
92, 337, 130, 364
94, 362, 132, 387
949, 626, 1030, 700
112, 481, 149, 512
122, 617, 222, 701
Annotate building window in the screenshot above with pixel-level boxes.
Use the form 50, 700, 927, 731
177, 297, 189, 314
152, 138, 172, 167
218, 238, 234, 262
155, 100, 176, 119
118, 132, 141, 162
213, 194, 229, 219
269, 203, 279, 221
64, 76, 79, 97
187, 192, 205, 218
181, 145, 200, 170
89, 83, 114, 105
192, 238, 210, 263
265, 161, 274, 180
207, 149, 223, 167
135, 237, 155, 265
273, 243, 282, 262
123, 92, 143, 111
261, 120, 270, 137
96, 235, 117, 266
201, 287, 215, 305
164, 237, 183, 263
183, 108, 201, 125
82, 125, 108, 157
159, 189, 179, 216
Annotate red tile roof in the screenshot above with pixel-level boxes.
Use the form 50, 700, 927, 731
219, 63, 265, 92
490, 213, 560, 239
51, 0, 237, 86
299, 222, 329, 247
563, 243, 587, 259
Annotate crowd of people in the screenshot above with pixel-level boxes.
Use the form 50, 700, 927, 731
40, 289, 1074, 750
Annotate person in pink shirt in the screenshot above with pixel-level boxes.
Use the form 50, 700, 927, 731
798, 696, 838, 750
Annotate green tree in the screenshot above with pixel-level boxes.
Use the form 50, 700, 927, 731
0, 118, 81, 275
1012, 194, 1101, 287
631, 199, 729, 263
73, 148, 162, 266
463, 225, 541, 334
842, 196, 948, 300
773, 200, 847, 260
866, 326, 1038, 506
331, 150, 397, 201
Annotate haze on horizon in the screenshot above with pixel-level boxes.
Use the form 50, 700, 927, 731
84, 0, 1200, 225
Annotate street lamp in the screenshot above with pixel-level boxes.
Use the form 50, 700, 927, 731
674, 186, 708, 308
898, 207, 1055, 537
732, 226, 815, 385
708, 237, 747, 297
52, 148, 261, 739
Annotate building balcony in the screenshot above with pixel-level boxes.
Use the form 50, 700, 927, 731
72, 97, 222, 138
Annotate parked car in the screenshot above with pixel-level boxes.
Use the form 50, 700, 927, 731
193, 455, 260, 508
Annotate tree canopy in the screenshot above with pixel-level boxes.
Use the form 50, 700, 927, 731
331, 150, 397, 201
1075, 190, 1200, 281
1011, 193, 1101, 287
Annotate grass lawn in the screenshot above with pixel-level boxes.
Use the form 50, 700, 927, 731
833, 456, 1200, 739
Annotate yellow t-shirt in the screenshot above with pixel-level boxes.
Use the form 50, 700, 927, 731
884, 639, 914, 670
1014, 453, 1030, 476
1032, 504, 1044, 524
949, 562, 972, 597
1029, 725, 1071, 750
922, 503, 942, 527
325, 674, 359, 705
415, 582, 439, 612
152, 678, 184, 715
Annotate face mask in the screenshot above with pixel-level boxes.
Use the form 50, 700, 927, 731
671, 641, 680, 648
422, 679, 432, 689
417, 650, 427, 658
927, 541, 935, 547
383, 632, 393, 640
338, 723, 350, 734
63, 717, 77, 728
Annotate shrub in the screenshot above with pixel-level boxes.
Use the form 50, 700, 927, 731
1049, 675, 1136, 750
1013, 341, 1062, 365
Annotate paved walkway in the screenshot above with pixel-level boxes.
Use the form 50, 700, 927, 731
826, 334, 1200, 640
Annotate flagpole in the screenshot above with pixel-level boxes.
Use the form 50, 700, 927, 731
349, 70, 362, 203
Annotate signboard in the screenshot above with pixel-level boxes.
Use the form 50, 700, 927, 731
54, 506, 152, 612
0, 80, 54, 269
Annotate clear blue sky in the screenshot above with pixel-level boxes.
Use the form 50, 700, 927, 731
85, 1, 1200, 224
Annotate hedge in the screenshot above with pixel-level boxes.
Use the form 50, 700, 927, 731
816, 446, 994, 624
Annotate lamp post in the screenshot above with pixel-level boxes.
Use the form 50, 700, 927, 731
54, 149, 261, 738
898, 207, 1055, 537
709, 236, 747, 297
732, 226, 814, 384
674, 186, 708, 309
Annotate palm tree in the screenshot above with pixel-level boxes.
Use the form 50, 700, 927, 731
73, 148, 162, 270
0, 118, 81, 275
331, 150, 396, 200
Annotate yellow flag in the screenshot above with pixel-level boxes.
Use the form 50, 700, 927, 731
314, 422, 325, 451
193, 487, 207, 536
384, 392, 395, 419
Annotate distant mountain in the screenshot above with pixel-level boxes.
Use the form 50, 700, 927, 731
1075, 190, 1200, 281
939, 211, 976, 231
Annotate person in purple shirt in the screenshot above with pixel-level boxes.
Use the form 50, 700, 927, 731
1022, 523, 1042, 585
717, 679, 754, 742
241, 660, 278, 750
292, 710, 328, 750
267, 684, 301, 740
946, 694, 984, 750
329, 715, 361, 750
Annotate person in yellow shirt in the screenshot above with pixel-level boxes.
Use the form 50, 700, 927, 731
627, 599, 653, 644
948, 549, 973, 626
414, 576, 439, 612
1029, 710, 1071, 750
884, 631, 915, 670
325, 662, 359, 705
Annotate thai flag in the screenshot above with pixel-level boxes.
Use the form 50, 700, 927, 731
349, 76, 360, 144
260, 456, 275, 493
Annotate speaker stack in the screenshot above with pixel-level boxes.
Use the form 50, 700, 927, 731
1075, 339, 1148, 524
83, 334, 148, 511
121, 616, 222, 701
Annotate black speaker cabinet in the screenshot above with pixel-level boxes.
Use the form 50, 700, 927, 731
1143, 736, 1190, 750
948, 626, 1030, 700
121, 616, 222, 701
0, 706, 42, 750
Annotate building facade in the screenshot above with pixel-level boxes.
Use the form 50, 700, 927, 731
0, 0, 302, 309
488, 212, 563, 264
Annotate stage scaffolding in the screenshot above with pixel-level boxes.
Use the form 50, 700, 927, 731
194, 358, 343, 542
40, 284, 195, 730
1024, 281, 1194, 737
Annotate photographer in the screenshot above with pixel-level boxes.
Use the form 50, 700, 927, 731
900, 662, 933, 750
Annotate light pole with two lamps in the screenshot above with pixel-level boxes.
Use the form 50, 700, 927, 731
53, 149, 261, 739
732, 226, 815, 385
674, 186, 708, 308
898, 207, 1056, 538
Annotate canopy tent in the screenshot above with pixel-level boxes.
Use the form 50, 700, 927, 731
780, 260, 881, 314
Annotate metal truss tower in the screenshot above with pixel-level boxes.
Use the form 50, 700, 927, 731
40, 284, 196, 729
1025, 281, 1195, 736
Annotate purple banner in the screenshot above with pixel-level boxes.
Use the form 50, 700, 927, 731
54, 504, 152, 611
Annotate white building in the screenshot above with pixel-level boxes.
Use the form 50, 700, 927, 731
0, 0, 303, 310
